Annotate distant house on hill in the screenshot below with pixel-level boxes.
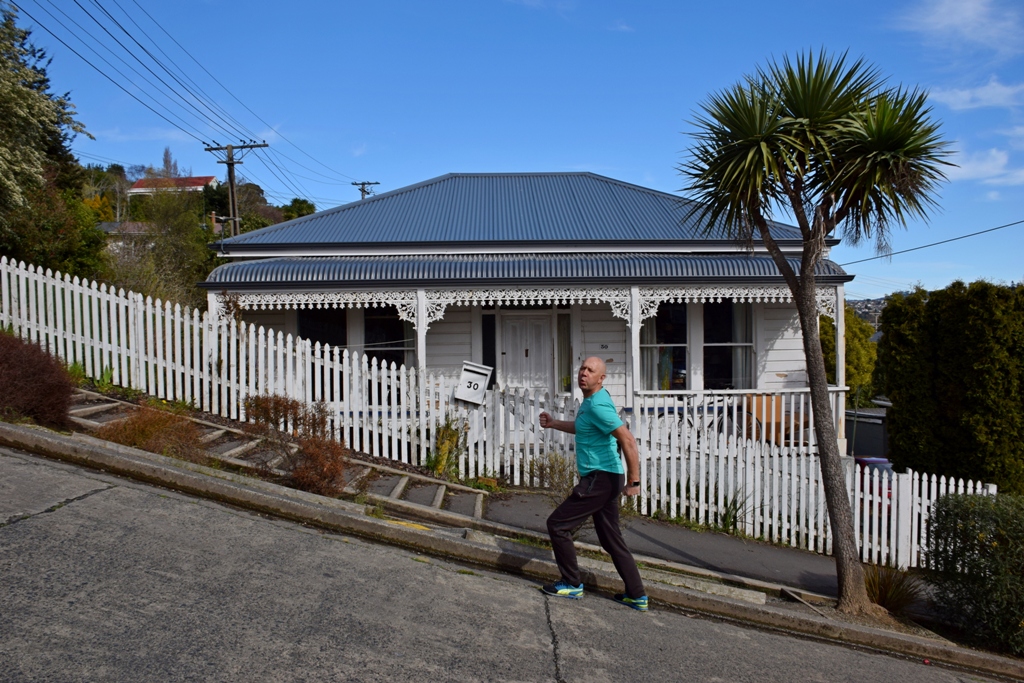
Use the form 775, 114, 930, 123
96, 221, 150, 251
126, 176, 219, 197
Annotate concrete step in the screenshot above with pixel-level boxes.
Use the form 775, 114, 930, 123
199, 429, 227, 444
431, 485, 446, 508
68, 403, 119, 418
389, 475, 410, 499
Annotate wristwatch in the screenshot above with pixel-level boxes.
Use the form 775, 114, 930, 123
629, 480, 640, 487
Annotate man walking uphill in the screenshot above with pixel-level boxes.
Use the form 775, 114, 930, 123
538, 357, 648, 611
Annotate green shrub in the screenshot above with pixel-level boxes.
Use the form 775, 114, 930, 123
0, 333, 73, 428
876, 282, 1024, 494
66, 362, 87, 387
425, 412, 465, 480
926, 493, 1024, 655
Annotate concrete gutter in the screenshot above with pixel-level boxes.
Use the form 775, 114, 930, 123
1, 421, 1020, 681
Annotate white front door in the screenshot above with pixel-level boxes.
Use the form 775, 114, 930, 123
501, 315, 553, 390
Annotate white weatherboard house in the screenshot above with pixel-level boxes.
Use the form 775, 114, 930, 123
203, 172, 851, 421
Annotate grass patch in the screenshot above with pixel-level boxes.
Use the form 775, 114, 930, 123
865, 564, 924, 617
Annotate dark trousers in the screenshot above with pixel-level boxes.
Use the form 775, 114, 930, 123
546, 470, 646, 598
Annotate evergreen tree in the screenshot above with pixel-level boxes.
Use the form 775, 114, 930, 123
0, 4, 101, 277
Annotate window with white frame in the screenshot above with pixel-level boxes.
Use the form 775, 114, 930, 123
640, 303, 687, 390
703, 301, 753, 390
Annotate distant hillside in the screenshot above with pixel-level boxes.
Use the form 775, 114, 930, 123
847, 298, 886, 327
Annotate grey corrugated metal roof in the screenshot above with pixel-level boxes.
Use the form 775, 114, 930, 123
214, 173, 807, 253
203, 254, 851, 289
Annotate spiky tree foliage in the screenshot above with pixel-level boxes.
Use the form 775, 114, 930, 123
681, 50, 950, 613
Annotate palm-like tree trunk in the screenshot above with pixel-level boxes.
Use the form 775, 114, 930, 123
793, 269, 869, 613
759, 223, 872, 613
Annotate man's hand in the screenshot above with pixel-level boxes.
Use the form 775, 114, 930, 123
623, 483, 641, 497
539, 412, 574, 434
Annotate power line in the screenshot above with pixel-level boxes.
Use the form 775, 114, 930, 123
15, 3, 206, 143
33, 0, 217, 140
24, 1, 357, 202
126, 0, 359, 183
104, 0, 262, 142
840, 218, 1024, 266
80, 0, 253, 142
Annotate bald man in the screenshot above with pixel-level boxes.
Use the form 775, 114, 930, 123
538, 357, 648, 611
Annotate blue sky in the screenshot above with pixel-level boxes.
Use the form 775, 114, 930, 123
17, 0, 1024, 300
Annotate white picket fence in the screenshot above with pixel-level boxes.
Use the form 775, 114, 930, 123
628, 391, 997, 567
0, 256, 997, 567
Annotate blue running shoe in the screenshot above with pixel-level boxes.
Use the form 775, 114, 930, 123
613, 594, 649, 611
541, 580, 584, 599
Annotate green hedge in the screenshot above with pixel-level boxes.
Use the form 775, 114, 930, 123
875, 282, 1024, 494
927, 493, 1024, 655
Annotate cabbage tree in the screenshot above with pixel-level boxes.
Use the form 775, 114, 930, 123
681, 50, 950, 614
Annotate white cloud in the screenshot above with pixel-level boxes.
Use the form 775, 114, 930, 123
608, 19, 633, 32
94, 127, 194, 144
351, 143, 367, 158
1005, 126, 1024, 149
985, 167, 1024, 185
985, 190, 1001, 200
902, 0, 1022, 56
946, 148, 1009, 180
946, 147, 1024, 186
931, 77, 1024, 110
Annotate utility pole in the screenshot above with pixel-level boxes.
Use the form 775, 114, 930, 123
204, 141, 268, 237
352, 181, 379, 200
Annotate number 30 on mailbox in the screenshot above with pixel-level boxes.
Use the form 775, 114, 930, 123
454, 361, 493, 405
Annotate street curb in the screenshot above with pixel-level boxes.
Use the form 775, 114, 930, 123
1, 422, 1020, 681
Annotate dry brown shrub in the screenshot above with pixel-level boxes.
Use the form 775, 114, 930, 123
0, 333, 73, 428
243, 394, 345, 494
244, 394, 304, 433
95, 408, 208, 464
290, 436, 347, 496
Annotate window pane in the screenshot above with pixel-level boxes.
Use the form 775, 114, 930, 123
482, 313, 496, 389
298, 308, 347, 348
655, 303, 687, 344
365, 307, 409, 347
704, 301, 752, 343
364, 306, 414, 368
704, 346, 752, 390
557, 314, 571, 393
641, 345, 687, 390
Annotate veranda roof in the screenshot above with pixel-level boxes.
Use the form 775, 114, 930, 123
202, 253, 851, 290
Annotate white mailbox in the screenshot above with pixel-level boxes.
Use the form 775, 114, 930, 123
454, 361, 493, 405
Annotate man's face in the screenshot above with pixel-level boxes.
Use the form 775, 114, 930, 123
577, 358, 606, 395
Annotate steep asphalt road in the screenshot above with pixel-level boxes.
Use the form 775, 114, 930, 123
0, 447, 998, 682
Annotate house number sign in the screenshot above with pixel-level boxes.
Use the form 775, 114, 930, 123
454, 361, 493, 405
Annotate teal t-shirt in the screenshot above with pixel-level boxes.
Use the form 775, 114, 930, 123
574, 388, 624, 477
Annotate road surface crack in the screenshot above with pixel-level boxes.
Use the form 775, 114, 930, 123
543, 594, 567, 683
1, 485, 115, 528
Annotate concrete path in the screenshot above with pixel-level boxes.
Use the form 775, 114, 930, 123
486, 493, 841, 598
0, 446, 1000, 683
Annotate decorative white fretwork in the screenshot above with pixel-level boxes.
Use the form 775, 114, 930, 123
221, 283, 839, 329
422, 287, 634, 324
227, 290, 418, 321
638, 285, 838, 321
